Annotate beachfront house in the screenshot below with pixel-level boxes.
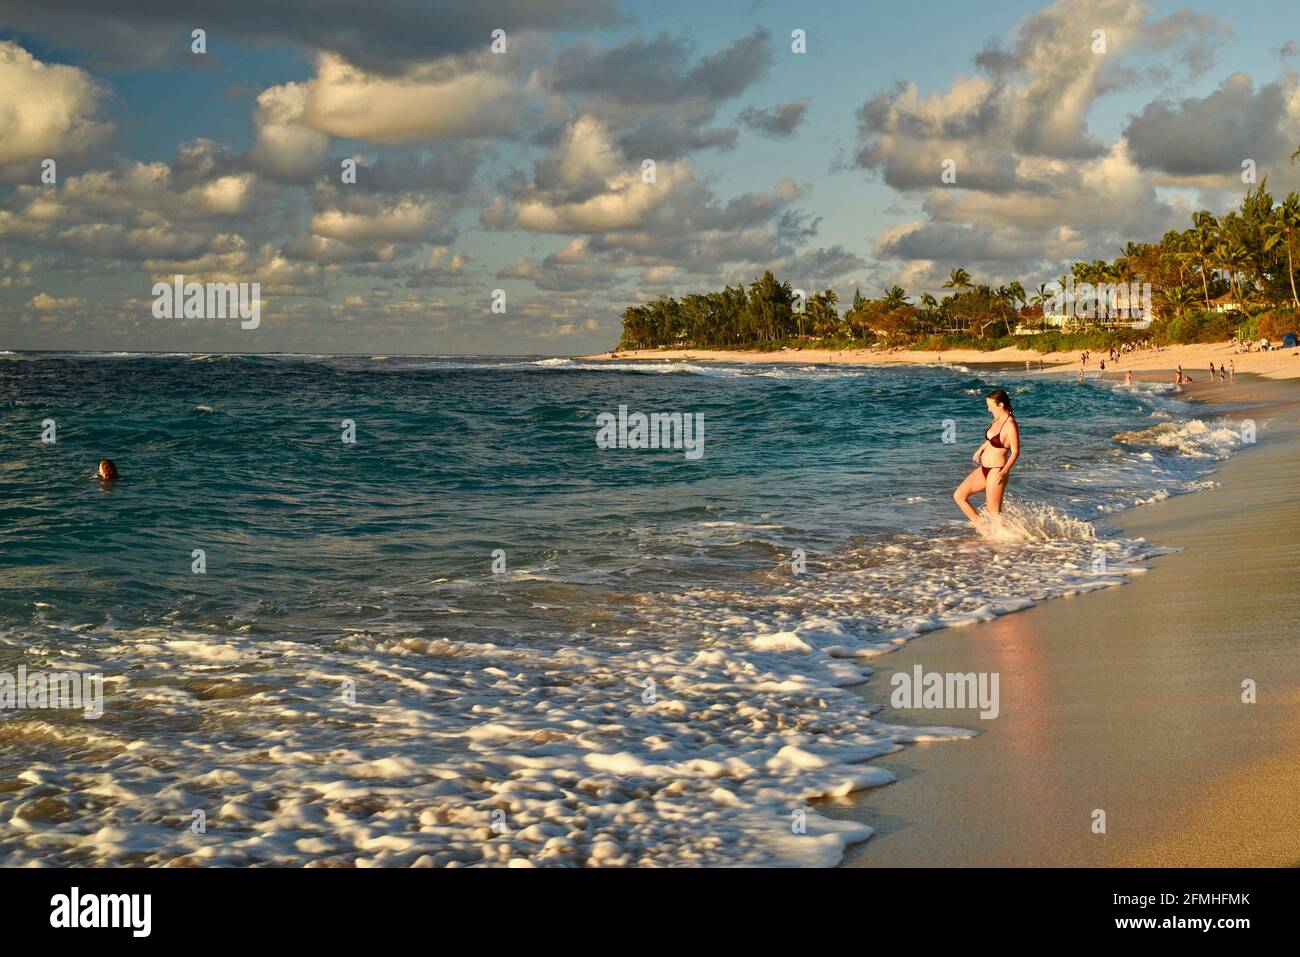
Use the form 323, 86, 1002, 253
1208, 292, 1246, 314
1037, 281, 1153, 332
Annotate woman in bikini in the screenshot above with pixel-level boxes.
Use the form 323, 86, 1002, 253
953, 389, 1020, 526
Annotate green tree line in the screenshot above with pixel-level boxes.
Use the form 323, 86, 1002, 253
617, 177, 1300, 351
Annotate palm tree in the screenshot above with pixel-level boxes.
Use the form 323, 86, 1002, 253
1182, 230, 1215, 308
1186, 212, 1219, 308
882, 285, 911, 309
1028, 282, 1055, 331
1214, 239, 1250, 306
1158, 285, 1198, 320
1263, 193, 1300, 308
942, 267, 972, 292
1115, 243, 1142, 283
822, 288, 842, 336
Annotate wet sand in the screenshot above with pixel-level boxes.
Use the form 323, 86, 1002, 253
822, 375, 1300, 866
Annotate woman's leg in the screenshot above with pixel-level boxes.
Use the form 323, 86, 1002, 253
953, 466, 987, 523
985, 467, 1008, 513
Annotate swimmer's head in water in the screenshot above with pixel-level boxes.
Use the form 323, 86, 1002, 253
985, 389, 1013, 415
98, 459, 119, 481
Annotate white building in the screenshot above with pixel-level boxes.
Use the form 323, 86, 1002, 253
1039, 280, 1153, 330
1208, 292, 1246, 314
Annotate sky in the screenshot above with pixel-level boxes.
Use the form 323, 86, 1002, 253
1, 0, 1298, 355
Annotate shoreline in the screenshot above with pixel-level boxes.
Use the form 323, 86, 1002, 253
817, 373, 1300, 866
578, 342, 1300, 382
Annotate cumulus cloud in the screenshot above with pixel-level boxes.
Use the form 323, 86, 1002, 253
401, 246, 474, 288
543, 28, 773, 159
0, 141, 288, 271
280, 235, 398, 264
545, 28, 772, 109
853, 0, 1224, 191
310, 195, 456, 244
778, 245, 867, 287
298, 53, 528, 143
279, 146, 477, 262
0, 41, 111, 175
30, 292, 82, 310
1123, 72, 1300, 180
341, 144, 485, 194
498, 255, 618, 291
503, 115, 804, 237
615, 115, 738, 161
738, 98, 810, 137
247, 82, 330, 179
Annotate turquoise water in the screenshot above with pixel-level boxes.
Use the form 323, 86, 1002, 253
0, 353, 1243, 866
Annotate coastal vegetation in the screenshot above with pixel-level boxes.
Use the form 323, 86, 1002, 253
617, 180, 1300, 353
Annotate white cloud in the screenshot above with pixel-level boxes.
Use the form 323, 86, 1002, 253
247, 81, 330, 179
0, 41, 111, 169
299, 53, 526, 143
30, 292, 82, 310
311, 195, 454, 243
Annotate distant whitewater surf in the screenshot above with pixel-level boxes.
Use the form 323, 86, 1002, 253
0, 353, 1246, 866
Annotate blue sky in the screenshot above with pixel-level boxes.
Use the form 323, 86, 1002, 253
1, 0, 1297, 353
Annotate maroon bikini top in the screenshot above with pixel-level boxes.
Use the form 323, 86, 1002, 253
986, 415, 1012, 448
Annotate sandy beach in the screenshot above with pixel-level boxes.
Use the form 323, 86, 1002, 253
580, 341, 1300, 382
811, 374, 1300, 867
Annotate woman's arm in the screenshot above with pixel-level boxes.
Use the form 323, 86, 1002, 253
997, 420, 1021, 478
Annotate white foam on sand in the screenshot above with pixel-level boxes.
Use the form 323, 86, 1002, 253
0, 616, 974, 868
1114, 418, 1244, 459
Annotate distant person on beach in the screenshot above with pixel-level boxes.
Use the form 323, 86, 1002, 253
1229, 360, 1235, 382
1124, 370, 1133, 386
953, 389, 1020, 528
97, 459, 119, 482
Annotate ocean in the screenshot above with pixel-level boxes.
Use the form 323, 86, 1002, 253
0, 353, 1247, 866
